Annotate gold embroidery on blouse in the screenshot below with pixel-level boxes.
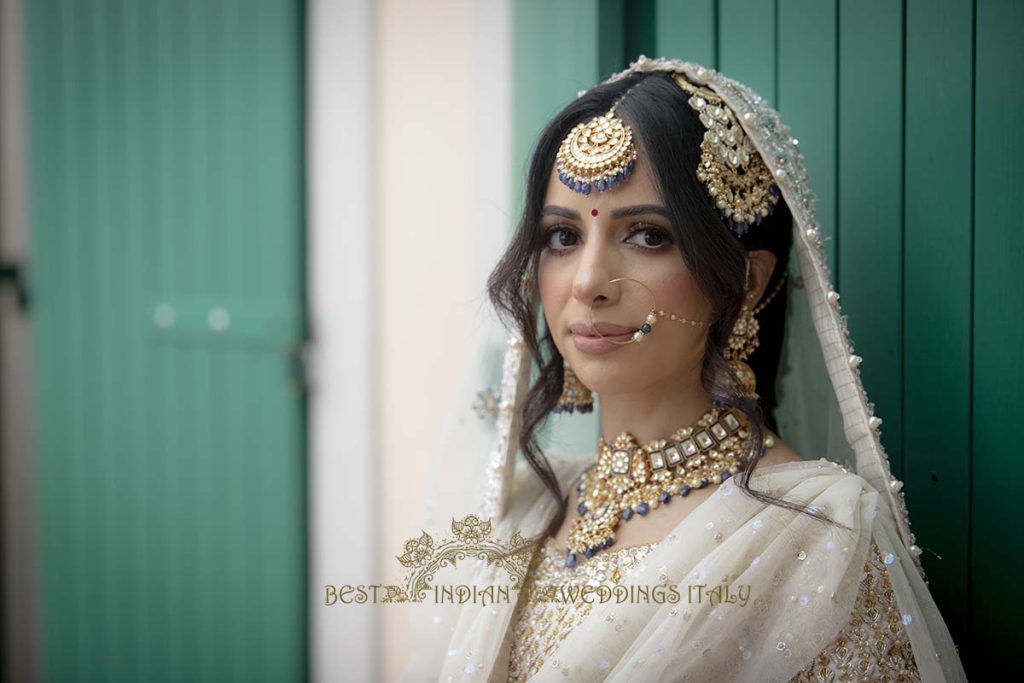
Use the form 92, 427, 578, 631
505, 538, 920, 681
506, 536, 659, 681
790, 540, 920, 682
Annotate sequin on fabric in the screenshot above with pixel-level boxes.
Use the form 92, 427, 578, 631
790, 540, 920, 682
506, 537, 659, 681
504, 538, 919, 681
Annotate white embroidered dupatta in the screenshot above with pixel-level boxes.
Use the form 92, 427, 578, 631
400, 56, 967, 683
427, 456, 962, 682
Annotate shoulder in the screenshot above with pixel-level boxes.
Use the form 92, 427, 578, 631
753, 429, 804, 471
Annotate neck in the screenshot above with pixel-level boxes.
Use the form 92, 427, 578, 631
598, 367, 713, 446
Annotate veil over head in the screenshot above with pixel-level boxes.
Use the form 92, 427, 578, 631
401, 56, 966, 682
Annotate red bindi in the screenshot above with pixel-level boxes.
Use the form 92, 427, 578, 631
591, 209, 599, 216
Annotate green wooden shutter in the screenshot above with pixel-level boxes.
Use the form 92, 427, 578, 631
970, 0, 1024, 676
513, 0, 1024, 675
25, 0, 307, 680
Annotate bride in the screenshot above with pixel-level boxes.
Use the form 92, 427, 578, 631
400, 56, 967, 682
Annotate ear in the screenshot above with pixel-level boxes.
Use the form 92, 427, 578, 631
746, 249, 777, 306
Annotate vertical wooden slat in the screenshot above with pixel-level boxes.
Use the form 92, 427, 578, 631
167, 2, 191, 674
65, 0, 94, 677
154, 4, 181, 676
903, 0, 973, 653
655, 0, 717, 67
190, 0, 214, 678
229, 1, 255, 675
624, 0, 656, 62
598, 0, 626, 79
511, 0, 601, 217
972, 0, 1024, 673
718, 0, 777, 105
97, 0, 129, 678
95, 0, 112, 670
120, 1, 150, 677
777, 0, 838, 273
837, 0, 905, 478
28, 0, 70, 678
220, 0, 242, 676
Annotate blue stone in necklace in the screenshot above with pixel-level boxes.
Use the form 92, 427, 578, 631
563, 405, 751, 568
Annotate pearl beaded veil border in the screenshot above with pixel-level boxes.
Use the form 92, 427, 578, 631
474, 55, 922, 573
402, 55, 968, 683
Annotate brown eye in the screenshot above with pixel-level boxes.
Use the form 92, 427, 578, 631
545, 227, 580, 252
625, 225, 672, 250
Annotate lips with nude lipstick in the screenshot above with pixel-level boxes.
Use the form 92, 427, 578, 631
569, 320, 639, 354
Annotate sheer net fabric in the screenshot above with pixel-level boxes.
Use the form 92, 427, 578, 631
399, 57, 967, 682
506, 535, 922, 682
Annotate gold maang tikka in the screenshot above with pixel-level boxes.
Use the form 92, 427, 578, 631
557, 75, 782, 239
556, 99, 637, 195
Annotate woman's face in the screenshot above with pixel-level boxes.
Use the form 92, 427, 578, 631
537, 154, 715, 397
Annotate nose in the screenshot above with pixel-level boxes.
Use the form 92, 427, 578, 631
571, 235, 622, 308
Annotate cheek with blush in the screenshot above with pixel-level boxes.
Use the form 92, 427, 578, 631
659, 269, 708, 320
640, 268, 712, 363
537, 267, 570, 353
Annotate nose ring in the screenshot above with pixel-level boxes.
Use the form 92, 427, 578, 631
587, 277, 659, 345
587, 277, 711, 345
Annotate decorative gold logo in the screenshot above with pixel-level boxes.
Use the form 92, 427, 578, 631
378, 514, 537, 603
323, 513, 757, 608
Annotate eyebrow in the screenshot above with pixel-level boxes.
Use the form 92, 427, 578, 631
541, 204, 670, 219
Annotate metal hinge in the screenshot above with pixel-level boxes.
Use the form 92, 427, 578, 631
0, 257, 31, 312
287, 340, 311, 395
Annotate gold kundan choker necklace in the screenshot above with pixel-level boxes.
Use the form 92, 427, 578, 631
564, 403, 768, 568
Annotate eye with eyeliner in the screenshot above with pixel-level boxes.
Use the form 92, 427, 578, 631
542, 223, 673, 255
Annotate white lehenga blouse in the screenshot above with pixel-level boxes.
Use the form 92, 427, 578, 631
427, 456, 961, 682
506, 535, 919, 681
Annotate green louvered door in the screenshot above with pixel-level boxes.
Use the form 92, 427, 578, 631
514, 0, 1024, 676
25, 1, 307, 680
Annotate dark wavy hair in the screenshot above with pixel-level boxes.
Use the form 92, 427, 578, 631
486, 71, 847, 542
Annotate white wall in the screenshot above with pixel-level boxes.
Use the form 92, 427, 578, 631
308, 1, 510, 680
307, 1, 376, 681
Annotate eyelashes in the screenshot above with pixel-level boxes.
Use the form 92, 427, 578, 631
542, 223, 674, 256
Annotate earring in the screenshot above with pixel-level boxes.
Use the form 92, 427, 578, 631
725, 266, 789, 400
724, 297, 761, 400
555, 363, 594, 414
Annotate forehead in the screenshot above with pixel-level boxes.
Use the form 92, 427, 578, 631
543, 151, 663, 212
